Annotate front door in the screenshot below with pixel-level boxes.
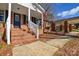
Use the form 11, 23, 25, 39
14, 13, 21, 28
23, 15, 26, 24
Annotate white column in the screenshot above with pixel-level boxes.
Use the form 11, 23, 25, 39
37, 26, 39, 39
28, 8, 30, 30
41, 13, 43, 33
6, 3, 11, 45
28, 8, 31, 22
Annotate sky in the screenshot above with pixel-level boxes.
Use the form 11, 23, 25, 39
49, 3, 79, 20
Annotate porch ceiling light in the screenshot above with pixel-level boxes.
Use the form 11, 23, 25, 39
17, 8, 20, 10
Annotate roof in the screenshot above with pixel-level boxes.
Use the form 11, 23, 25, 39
55, 16, 79, 23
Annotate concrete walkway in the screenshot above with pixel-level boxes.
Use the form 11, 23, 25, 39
12, 41, 58, 56
12, 38, 71, 56
46, 39, 70, 48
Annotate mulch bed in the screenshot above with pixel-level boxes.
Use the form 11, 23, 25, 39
0, 46, 12, 56
54, 39, 79, 56
0, 41, 12, 56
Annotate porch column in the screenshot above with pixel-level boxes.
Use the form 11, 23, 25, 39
6, 3, 11, 45
41, 13, 44, 34
28, 8, 31, 22
28, 7, 30, 31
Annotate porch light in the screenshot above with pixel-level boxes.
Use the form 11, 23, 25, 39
17, 8, 20, 10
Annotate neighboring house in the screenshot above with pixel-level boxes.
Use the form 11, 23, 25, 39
55, 17, 79, 31
0, 3, 45, 45
55, 17, 79, 25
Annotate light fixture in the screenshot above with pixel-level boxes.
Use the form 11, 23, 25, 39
17, 8, 20, 10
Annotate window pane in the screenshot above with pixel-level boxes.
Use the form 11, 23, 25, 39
0, 10, 4, 21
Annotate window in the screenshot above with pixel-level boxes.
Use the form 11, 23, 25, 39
0, 10, 4, 21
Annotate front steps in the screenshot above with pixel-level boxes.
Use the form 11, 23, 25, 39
11, 25, 36, 45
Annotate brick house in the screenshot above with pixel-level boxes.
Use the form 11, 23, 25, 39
55, 17, 79, 32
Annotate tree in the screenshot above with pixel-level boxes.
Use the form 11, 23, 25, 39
39, 3, 55, 32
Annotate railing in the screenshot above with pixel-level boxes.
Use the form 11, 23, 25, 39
28, 20, 39, 39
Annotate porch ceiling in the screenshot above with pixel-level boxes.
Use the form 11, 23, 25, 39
0, 3, 8, 10
12, 3, 42, 19
12, 3, 28, 15
0, 3, 42, 19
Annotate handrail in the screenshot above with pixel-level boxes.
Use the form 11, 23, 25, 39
28, 20, 39, 39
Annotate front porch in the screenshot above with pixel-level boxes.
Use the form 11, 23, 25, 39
0, 3, 44, 45
11, 3, 44, 45
10, 3, 38, 45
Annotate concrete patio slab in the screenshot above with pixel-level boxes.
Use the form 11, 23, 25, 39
46, 39, 71, 48
12, 41, 58, 56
